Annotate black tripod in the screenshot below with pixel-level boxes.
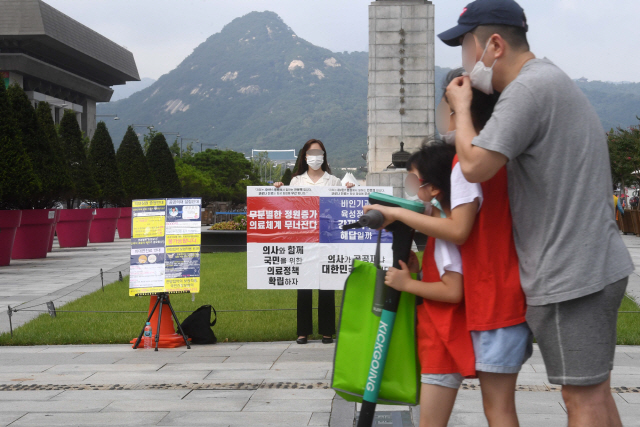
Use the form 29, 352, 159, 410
133, 293, 191, 351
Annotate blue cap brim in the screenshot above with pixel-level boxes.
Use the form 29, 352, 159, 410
437, 23, 477, 47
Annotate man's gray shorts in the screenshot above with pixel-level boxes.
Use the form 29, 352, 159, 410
525, 277, 628, 386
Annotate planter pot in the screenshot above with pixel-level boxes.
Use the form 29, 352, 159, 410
47, 209, 61, 252
117, 207, 132, 239
12, 209, 56, 259
202, 230, 247, 253
89, 208, 121, 243
56, 209, 94, 248
0, 211, 22, 266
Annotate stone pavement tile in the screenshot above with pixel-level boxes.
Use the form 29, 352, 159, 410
251, 388, 335, 400
52, 390, 190, 401
0, 348, 46, 354
0, 372, 95, 383
113, 356, 190, 365
449, 411, 565, 427
205, 369, 328, 381
103, 397, 248, 412
244, 398, 332, 412
174, 345, 242, 357
611, 374, 640, 387
309, 412, 330, 426
0, 400, 111, 413
271, 361, 333, 370
37, 345, 133, 353
0, 365, 52, 374
0, 354, 85, 365
278, 349, 335, 362
513, 372, 549, 386
87, 370, 211, 384
162, 362, 267, 371
183, 390, 255, 400
618, 392, 640, 404
11, 412, 168, 426
518, 364, 536, 374
158, 410, 312, 426
222, 355, 279, 364
47, 364, 164, 373
0, 412, 26, 427
0, 391, 62, 401
621, 415, 640, 427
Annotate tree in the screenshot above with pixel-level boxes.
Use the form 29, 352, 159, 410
175, 161, 216, 205
169, 140, 181, 158
0, 83, 39, 209
35, 102, 74, 206
281, 168, 293, 185
146, 133, 182, 198
59, 110, 100, 208
182, 149, 261, 204
141, 126, 157, 154
89, 121, 125, 207
116, 126, 156, 205
608, 120, 640, 200
8, 85, 69, 209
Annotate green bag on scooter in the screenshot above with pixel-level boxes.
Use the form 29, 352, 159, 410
331, 258, 420, 405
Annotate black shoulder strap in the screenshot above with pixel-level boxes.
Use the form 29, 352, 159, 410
210, 306, 217, 327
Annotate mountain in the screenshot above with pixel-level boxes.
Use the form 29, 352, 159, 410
108, 78, 156, 102
98, 11, 640, 170
97, 11, 368, 169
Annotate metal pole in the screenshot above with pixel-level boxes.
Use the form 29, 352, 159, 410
7, 305, 13, 337
100, 268, 104, 292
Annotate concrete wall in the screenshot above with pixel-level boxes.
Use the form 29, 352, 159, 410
367, 0, 435, 173
82, 98, 96, 139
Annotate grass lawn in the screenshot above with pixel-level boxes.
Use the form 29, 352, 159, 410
1, 252, 639, 345
0, 253, 342, 346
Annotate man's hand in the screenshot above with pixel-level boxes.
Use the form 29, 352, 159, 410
407, 251, 420, 274
362, 204, 396, 229
274, 182, 284, 188
385, 260, 412, 292
345, 182, 355, 188
445, 76, 473, 115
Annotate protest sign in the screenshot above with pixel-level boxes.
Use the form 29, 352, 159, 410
129, 198, 202, 296
247, 186, 393, 290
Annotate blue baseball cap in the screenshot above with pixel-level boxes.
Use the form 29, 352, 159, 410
438, 0, 528, 47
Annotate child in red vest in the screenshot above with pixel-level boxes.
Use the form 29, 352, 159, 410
367, 69, 531, 426
385, 143, 475, 427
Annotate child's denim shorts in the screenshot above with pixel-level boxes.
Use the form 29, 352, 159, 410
470, 322, 533, 374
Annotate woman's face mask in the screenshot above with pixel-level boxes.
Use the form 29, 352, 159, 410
306, 155, 324, 170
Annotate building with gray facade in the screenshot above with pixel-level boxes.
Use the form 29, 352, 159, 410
0, 0, 139, 139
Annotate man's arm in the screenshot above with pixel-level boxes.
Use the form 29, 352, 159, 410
447, 76, 508, 183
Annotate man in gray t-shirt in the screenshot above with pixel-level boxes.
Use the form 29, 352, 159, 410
439, 0, 633, 425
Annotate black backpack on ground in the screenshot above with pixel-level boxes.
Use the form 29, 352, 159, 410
177, 305, 217, 344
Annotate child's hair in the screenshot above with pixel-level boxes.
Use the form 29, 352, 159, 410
407, 141, 457, 206
442, 68, 499, 132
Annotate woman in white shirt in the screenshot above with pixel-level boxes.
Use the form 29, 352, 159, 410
274, 139, 354, 344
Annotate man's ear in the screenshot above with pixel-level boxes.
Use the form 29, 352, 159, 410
491, 34, 507, 59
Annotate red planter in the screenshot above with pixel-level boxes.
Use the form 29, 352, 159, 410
117, 207, 132, 239
56, 209, 94, 248
48, 209, 61, 252
12, 209, 56, 259
89, 208, 121, 243
0, 210, 22, 266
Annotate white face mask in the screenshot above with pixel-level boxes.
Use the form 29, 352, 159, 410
306, 155, 324, 171
467, 38, 497, 95
441, 130, 456, 145
423, 197, 446, 218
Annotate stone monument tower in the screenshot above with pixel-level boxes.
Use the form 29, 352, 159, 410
366, 0, 435, 197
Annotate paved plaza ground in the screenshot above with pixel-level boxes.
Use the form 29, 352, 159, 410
0, 234, 639, 426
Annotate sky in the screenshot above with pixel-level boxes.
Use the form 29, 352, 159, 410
47, 0, 640, 83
